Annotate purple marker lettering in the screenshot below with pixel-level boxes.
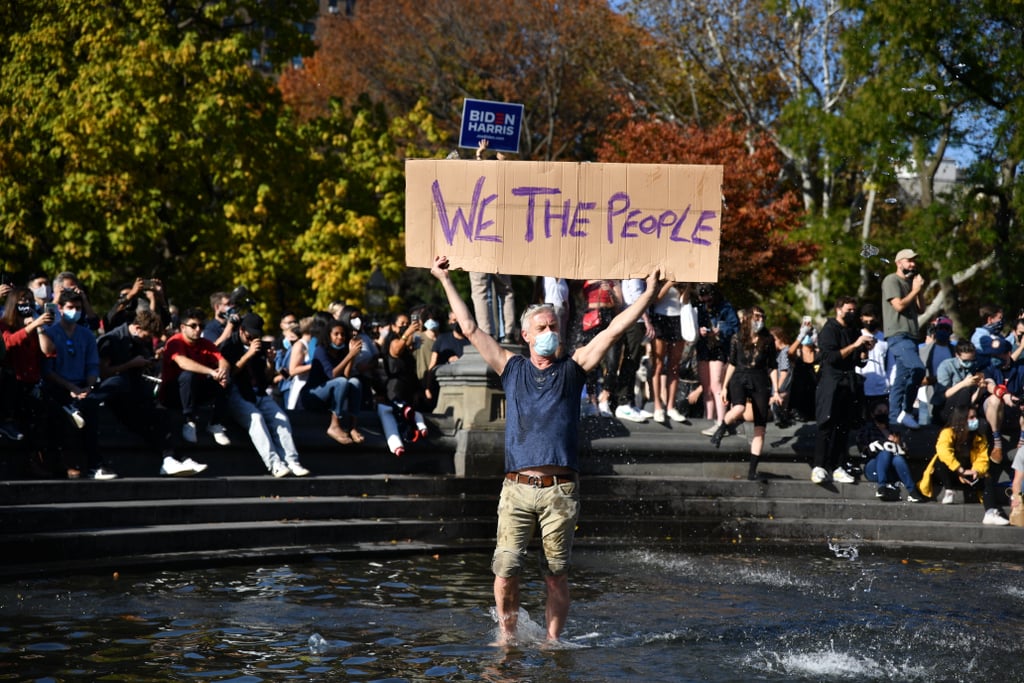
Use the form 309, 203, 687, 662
669, 206, 692, 242
569, 201, 594, 237
691, 210, 716, 246
431, 177, 494, 245
545, 199, 571, 238
512, 186, 561, 242
475, 193, 500, 242
607, 192, 630, 244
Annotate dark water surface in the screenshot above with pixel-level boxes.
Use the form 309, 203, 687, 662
1, 546, 1022, 682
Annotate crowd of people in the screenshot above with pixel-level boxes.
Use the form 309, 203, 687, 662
1, 248, 1022, 528
0, 273, 470, 479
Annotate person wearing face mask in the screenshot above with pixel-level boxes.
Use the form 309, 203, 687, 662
915, 315, 956, 427
0, 286, 56, 459
430, 255, 661, 646
338, 308, 381, 407
856, 303, 889, 419
882, 248, 928, 429
969, 304, 1004, 370
857, 400, 924, 502
27, 274, 51, 316
809, 296, 875, 485
40, 289, 118, 480
708, 306, 780, 481
933, 340, 983, 423
917, 404, 1009, 524
300, 319, 364, 446
221, 313, 309, 477
430, 311, 471, 368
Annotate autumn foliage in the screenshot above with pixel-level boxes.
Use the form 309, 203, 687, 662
596, 107, 815, 296
279, 0, 659, 161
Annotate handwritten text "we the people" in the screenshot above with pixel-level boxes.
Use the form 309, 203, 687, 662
430, 176, 717, 247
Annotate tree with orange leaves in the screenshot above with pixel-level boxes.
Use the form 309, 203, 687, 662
596, 106, 815, 304
279, 0, 662, 161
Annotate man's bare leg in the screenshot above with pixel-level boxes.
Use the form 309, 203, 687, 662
494, 575, 520, 644
544, 573, 570, 642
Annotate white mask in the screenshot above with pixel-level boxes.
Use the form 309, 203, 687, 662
350, 317, 362, 331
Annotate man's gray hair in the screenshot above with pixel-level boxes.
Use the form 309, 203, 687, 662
520, 303, 557, 333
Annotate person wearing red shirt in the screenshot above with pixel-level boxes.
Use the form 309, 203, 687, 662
160, 308, 232, 446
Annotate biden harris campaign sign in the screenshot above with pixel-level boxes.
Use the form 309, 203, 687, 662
459, 98, 524, 155
405, 159, 723, 283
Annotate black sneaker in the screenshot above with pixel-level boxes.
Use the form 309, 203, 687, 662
875, 484, 900, 502
906, 491, 927, 503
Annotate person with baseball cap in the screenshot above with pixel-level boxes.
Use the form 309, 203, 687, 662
882, 248, 927, 429
220, 312, 310, 477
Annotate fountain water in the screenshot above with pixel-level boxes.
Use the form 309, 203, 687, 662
2, 546, 1020, 681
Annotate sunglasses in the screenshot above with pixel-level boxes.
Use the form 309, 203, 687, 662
182, 322, 201, 330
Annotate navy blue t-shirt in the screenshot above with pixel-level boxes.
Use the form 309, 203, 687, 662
501, 354, 586, 473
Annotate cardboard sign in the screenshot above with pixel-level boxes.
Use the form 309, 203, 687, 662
458, 98, 524, 155
405, 159, 722, 282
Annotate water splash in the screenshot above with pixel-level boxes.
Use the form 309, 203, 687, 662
308, 632, 328, 655
860, 244, 879, 258
828, 540, 860, 561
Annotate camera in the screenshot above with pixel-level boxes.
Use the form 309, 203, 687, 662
226, 285, 256, 324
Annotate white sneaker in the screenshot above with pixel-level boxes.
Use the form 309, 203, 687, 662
653, 409, 666, 423
181, 457, 208, 474
637, 408, 654, 419
984, 509, 1010, 526
666, 408, 689, 423
160, 456, 196, 477
207, 423, 231, 446
182, 421, 198, 444
288, 462, 310, 477
614, 405, 647, 423
598, 401, 613, 417
700, 423, 721, 436
272, 462, 290, 478
832, 467, 855, 484
941, 489, 955, 505
810, 467, 829, 484
89, 467, 118, 481
897, 410, 920, 429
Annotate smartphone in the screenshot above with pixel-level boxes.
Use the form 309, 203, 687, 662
44, 303, 58, 317
802, 315, 812, 325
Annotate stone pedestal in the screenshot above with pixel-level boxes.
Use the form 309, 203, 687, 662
434, 346, 509, 477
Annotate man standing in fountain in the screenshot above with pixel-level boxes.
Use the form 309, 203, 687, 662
431, 256, 661, 644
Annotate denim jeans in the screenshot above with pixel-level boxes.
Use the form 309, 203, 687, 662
866, 452, 917, 493
302, 376, 362, 419
887, 334, 925, 423
227, 387, 300, 472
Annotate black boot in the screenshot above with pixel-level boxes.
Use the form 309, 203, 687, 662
710, 422, 728, 448
747, 454, 759, 481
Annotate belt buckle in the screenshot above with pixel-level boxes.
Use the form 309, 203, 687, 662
527, 475, 543, 487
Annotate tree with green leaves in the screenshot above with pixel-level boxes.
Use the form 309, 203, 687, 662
0, 0, 317, 314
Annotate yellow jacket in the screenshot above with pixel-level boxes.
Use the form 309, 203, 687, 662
917, 428, 990, 498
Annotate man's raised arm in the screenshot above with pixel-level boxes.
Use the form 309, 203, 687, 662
430, 256, 514, 375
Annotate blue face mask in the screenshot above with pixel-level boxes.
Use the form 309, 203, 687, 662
330, 342, 344, 350
967, 418, 980, 431
424, 319, 439, 332
282, 338, 292, 351
533, 330, 558, 357
986, 321, 1003, 334
62, 308, 81, 323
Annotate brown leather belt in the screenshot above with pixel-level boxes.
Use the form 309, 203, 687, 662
505, 472, 577, 488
